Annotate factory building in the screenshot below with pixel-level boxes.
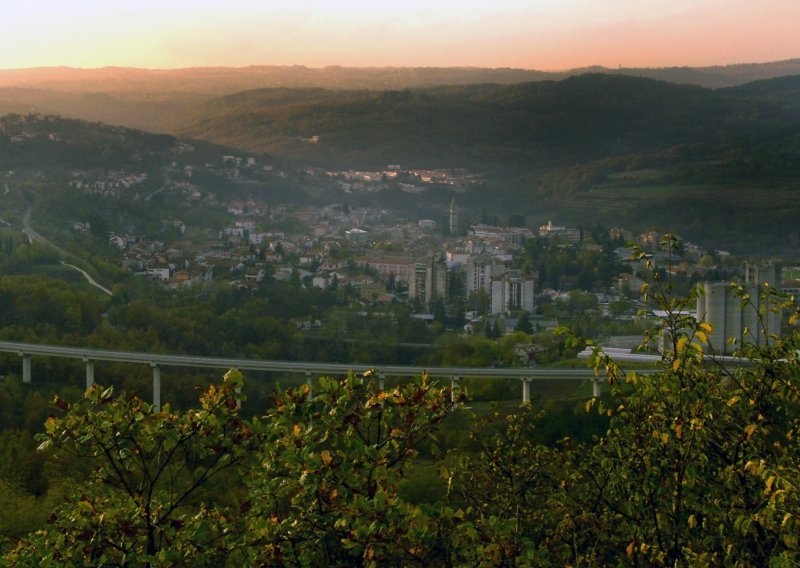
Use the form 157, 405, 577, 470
696, 263, 781, 353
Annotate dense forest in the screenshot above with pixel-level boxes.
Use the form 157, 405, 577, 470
175, 74, 800, 172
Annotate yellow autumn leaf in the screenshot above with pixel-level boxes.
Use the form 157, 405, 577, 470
626, 542, 635, 556
695, 331, 708, 344
744, 424, 758, 438
765, 476, 776, 493
672, 359, 681, 372
293, 423, 301, 436
698, 321, 713, 333
688, 514, 696, 528
321, 450, 333, 466
727, 396, 740, 407
677, 336, 689, 352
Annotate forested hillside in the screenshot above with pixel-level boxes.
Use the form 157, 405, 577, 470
177, 74, 800, 172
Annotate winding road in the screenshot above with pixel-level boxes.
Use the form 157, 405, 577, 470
60, 262, 114, 296
22, 202, 67, 255
21, 197, 113, 296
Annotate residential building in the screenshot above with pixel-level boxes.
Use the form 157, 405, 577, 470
539, 221, 580, 244
490, 270, 536, 315
345, 228, 370, 243
466, 254, 505, 294
409, 258, 448, 306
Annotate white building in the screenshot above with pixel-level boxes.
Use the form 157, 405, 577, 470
466, 255, 505, 294
539, 221, 580, 244
345, 228, 370, 243
491, 271, 536, 315
147, 265, 171, 280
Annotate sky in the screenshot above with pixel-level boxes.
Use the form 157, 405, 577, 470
1, 0, 799, 70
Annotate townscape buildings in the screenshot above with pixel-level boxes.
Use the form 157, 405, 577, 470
32, 137, 788, 340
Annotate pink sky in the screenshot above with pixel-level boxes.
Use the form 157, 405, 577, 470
0, 0, 798, 70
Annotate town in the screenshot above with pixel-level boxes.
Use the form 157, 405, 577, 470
69, 150, 793, 355
2, 114, 795, 363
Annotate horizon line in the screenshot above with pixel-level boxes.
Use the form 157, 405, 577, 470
2, 56, 800, 75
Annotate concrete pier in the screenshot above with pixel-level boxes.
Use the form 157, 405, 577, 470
85, 359, 95, 390
151, 364, 161, 411
22, 355, 31, 383
522, 378, 532, 403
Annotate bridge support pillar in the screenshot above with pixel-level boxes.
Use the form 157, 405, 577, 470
522, 379, 532, 403
378, 372, 385, 391
151, 364, 161, 412
450, 377, 460, 403
84, 359, 95, 390
306, 371, 313, 400
22, 355, 31, 384
592, 378, 602, 398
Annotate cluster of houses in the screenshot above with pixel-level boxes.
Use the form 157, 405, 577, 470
89, 175, 752, 325
324, 165, 482, 194
68, 170, 149, 197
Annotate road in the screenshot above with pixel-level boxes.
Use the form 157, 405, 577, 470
21, 198, 113, 296
61, 262, 113, 296
0, 184, 9, 225
22, 201, 67, 255
0, 339, 604, 379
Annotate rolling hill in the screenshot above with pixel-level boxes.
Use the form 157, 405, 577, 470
175, 74, 800, 175
3, 69, 800, 255
2, 58, 800, 134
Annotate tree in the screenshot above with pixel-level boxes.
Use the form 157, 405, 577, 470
8, 371, 256, 566
573, 236, 800, 564
516, 311, 533, 334
608, 297, 632, 317
432, 298, 447, 329
443, 407, 581, 565
245, 372, 460, 566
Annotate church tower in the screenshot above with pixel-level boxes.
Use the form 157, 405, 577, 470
449, 198, 458, 236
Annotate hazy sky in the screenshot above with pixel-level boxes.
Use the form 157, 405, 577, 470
2, 0, 799, 70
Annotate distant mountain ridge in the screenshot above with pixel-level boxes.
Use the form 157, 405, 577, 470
2, 58, 800, 94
